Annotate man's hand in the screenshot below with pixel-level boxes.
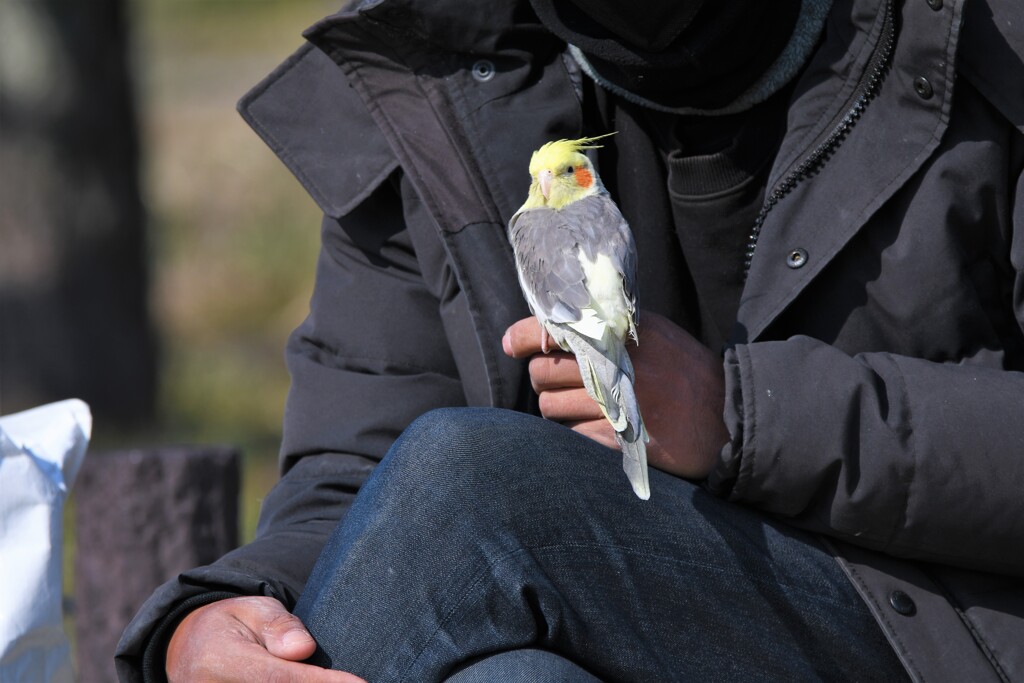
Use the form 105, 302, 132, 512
165, 596, 367, 683
502, 312, 729, 480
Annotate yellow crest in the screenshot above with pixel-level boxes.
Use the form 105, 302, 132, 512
529, 133, 616, 176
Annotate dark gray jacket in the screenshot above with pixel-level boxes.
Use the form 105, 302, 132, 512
117, 0, 1024, 680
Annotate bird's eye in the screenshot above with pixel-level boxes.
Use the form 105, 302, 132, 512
566, 166, 574, 174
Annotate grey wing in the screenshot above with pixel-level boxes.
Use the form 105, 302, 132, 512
562, 194, 638, 309
508, 208, 591, 323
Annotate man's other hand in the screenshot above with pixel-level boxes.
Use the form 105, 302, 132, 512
166, 596, 368, 683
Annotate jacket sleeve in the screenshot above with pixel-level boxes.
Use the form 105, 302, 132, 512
711, 337, 1024, 577
115, 174, 467, 681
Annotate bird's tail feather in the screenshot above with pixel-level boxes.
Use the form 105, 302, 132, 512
562, 328, 650, 500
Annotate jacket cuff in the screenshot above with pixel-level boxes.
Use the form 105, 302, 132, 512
138, 591, 241, 683
705, 345, 749, 498
115, 563, 292, 682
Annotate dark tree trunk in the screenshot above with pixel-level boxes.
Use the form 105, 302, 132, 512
74, 447, 241, 683
0, 0, 156, 426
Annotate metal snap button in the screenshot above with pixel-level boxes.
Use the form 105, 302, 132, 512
786, 248, 808, 269
913, 76, 934, 100
471, 60, 495, 82
889, 590, 917, 616
926, 0, 942, 10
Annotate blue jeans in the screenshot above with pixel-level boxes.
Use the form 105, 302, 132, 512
294, 408, 907, 682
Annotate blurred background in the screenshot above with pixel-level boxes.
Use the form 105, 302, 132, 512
1, 0, 342, 673
1, 0, 341, 537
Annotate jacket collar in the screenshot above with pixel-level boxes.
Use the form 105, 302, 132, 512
304, 0, 578, 229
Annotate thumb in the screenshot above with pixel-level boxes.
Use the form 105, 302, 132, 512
259, 604, 319, 662
503, 316, 544, 358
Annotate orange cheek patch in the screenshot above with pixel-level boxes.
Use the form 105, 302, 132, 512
574, 167, 594, 188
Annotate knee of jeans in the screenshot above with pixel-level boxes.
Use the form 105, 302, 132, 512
377, 407, 552, 506
387, 407, 525, 472
396, 407, 492, 449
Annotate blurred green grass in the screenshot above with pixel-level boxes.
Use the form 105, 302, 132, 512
97, 0, 340, 540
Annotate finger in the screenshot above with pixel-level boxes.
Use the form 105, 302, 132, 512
565, 419, 619, 450
528, 353, 581, 392
222, 642, 369, 683
260, 607, 319, 662
502, 317, 544, 358
538, 387, 604, 422
249, 601, 369, 682
262, 659, 369, 683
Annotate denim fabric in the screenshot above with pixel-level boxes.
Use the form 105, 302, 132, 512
445, 649, 601, 682
295, 408, 907, 682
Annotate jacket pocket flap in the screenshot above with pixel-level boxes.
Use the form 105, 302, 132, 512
238, 43, 398, 218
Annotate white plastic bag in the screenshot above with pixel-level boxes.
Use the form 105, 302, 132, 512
0, 399, 91, 683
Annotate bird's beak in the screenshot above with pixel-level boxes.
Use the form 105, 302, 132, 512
538, 169, 553, 200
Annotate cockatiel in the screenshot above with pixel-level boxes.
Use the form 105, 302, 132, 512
508, 134, 650, 500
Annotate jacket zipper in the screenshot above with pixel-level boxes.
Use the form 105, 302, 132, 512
744, 0, 898, 277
